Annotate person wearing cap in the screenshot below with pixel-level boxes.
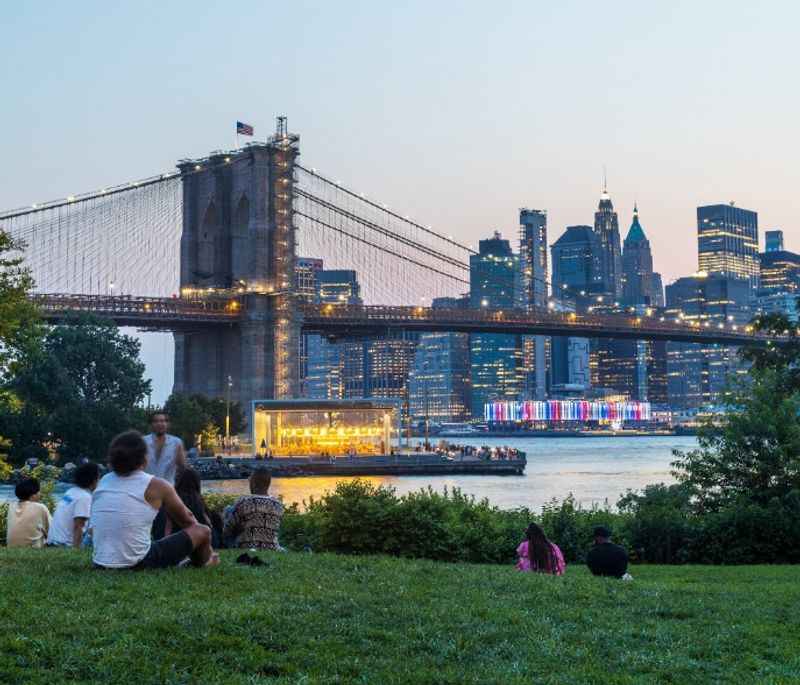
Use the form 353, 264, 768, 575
586, 525, 629, 578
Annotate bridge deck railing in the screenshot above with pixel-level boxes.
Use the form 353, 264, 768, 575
33, 294, 242, 321
300, 303, 778, 343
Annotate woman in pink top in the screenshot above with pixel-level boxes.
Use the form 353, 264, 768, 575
516, 522, 566, 575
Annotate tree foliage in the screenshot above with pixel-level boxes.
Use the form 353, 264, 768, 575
162, 392, 245, 448
672, 310, 800, 511
0, 229, 40, 378
3, 315, 150, 463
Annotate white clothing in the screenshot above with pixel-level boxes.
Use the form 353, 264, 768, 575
47, 486, 92, 546
143, 433, 183, 485
91, 470, 157, 568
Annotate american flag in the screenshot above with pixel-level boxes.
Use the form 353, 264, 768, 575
236, 121, 254, 136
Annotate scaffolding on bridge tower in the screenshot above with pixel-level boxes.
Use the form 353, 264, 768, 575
270, 116, 300, 399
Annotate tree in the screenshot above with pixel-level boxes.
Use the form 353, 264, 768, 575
0, 229, 40, 379
163, 392, 246, 448
4, 315, 151, 463
672, 310, 800, 511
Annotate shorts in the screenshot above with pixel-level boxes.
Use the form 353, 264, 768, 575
133, 530, 194, 570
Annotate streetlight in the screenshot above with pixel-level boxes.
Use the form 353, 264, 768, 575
225, 375, 233, 451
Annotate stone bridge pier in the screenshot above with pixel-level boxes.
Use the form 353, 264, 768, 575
173, 127, 301, 411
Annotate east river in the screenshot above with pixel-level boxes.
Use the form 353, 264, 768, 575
203, 435, 697, 511
1, 436, 697, 510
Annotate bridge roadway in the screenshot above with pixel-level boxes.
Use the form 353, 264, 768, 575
33, 294, 778, 346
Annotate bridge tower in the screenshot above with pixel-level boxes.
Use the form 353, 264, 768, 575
173, 119, 300, 408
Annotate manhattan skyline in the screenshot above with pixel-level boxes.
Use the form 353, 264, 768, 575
3, 1, 799, 404
3, 1, 800, 287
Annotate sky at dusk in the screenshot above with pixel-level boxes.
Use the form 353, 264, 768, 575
3, 1, 799, 403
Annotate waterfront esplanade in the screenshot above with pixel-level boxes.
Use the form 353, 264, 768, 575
251, 399, 400, 457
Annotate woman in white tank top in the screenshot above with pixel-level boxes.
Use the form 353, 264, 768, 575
92, 430, 218, 570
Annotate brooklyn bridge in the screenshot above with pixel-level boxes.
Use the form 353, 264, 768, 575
0, 118, 779, 409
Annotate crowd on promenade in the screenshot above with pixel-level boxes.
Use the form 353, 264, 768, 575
5, 411, 630, 578
416, 442, 524, 461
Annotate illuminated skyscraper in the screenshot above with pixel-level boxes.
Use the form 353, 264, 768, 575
622, 205, 664, 306
295, 257, 323, 303
665, 273, 751, 408
697, 204, 759, 296
296, 257, 323, 395
519, 209, 548, 400
594, 184, 623, 298
408, 296, 471, 422
551, 225, 604, 305
758, 249, 800, 296
469, 232, 523, 417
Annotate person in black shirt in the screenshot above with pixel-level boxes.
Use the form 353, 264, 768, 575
586, 525, 628, 578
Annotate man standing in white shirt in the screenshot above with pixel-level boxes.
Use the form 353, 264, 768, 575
144, 412, 186, 486
47, 462, 100, 548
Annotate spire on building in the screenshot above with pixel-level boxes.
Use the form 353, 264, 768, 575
625, 204, 647, 243
598, 169, 612, 208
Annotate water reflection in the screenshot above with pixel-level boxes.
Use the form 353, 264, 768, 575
203, 435, 696, 511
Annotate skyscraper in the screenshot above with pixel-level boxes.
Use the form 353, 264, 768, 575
622, 205, 664, 307
295, 257, 323, 303
665, 273, 751, 408
317, 269, 362, 304
519, 209, 548, 400
295, 257, 323, 395
757, 231, 800, 322
519, 209, 548, 307
408, 296, 471, 422
551, 225, 603, 305
758, 248, 800, 296
697, 203, 759, 296
304, 269, 364, 399
550, 226, 600, 396
469, 232, 523, 417
594, 184, 623, 298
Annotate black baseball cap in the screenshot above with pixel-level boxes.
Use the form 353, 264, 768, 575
593, 525, 612, 538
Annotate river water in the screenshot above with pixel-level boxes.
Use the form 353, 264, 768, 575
204, 435, 697, 511
0, 436, 697, 511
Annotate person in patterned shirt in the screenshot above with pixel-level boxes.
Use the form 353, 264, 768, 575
223, 468, 284, 550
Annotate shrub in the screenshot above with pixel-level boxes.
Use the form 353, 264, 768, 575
0, 501, 7, 543
689, 491, 800, 564
617, 484, 695, 564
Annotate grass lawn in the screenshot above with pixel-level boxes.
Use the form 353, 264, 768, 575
1, 550, 798, 684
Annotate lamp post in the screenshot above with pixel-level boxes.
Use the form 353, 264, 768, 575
225, 375, 233, 452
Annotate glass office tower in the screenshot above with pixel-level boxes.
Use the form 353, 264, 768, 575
697, 204, 759, 296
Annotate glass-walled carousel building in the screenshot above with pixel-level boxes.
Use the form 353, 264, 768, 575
251, 399, 400, 457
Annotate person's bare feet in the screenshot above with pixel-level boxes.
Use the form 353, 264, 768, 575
205, 552, 220, 567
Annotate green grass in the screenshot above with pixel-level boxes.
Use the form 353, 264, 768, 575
1, 550, 798, 684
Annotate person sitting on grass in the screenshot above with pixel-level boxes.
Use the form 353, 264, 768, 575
586, 525, 629, 579
223, 467, 284, 550
516, 522, 565, 575
47, 462, 100, 548
155, 467, 224, 549
6, 478, 51, 549
91, 430, 218, 570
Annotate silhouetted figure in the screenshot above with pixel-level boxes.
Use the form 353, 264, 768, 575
586, 525, 628, 578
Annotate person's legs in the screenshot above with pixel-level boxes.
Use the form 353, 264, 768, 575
134, 526, 216, 569
182, 523, 217, 567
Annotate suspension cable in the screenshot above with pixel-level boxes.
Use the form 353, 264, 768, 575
295, 210, 469, 286
296, 189, 469, 272
296, 164, 475, 255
